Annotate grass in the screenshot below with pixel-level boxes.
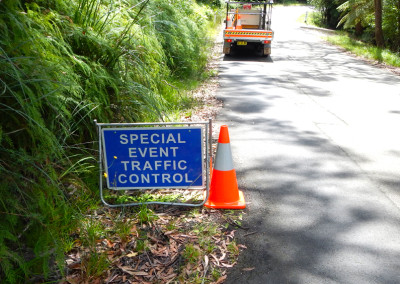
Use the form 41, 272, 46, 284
137, 204, 158, 224
326, 33, 400, 68
0, 0, 232, 281
103, 189, 204, 207
300, 9, 400, 68
113, 217, 134, 243
302, 9, 326, 27
0, 0, 224, 282
183, 243, 201, 264
81, 251, 110, 279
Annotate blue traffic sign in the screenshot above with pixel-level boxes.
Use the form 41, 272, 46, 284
102, 127, 204, 189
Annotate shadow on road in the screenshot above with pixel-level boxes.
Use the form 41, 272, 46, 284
217, 32, 400, 283
223, 46, 274, 63
222, 111, 400, 284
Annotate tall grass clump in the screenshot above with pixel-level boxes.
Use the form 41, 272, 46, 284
0, 0, 222, 282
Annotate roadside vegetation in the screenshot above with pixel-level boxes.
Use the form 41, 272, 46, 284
326, 33, 400, 68
274, 0, 308, 5
0, 0, 239, 282
306, 0, 400, 70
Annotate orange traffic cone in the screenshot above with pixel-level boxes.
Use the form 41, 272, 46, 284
236, 13, 242, 29
226, 15, 233, 29
204, 125, 246, 209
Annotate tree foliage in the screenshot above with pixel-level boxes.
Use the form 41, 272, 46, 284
309, 0, 400, 51
308, 0, 343, 28
337, 0, 373, 29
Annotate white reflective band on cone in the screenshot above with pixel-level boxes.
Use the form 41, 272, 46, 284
214, 143, 234, 171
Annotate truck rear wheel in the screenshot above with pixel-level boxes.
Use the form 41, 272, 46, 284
223, 47, 231, 55
223, 42, 231, 55
263, 46, 271, 57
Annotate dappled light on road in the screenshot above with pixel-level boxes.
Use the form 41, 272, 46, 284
217, 5, 400, 284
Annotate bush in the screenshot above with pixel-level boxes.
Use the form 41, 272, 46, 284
0, 0, 220, 282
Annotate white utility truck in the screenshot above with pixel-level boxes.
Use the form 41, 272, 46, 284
223, 1, 273, 56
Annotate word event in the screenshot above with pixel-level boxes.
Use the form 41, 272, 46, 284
102, 127, 203, 189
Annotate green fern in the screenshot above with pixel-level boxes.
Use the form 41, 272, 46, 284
337, 0, 374, 29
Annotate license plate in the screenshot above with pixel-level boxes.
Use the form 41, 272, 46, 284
237, 41, 247, 46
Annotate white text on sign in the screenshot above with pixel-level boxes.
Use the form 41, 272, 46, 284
119, 133, 186, 145
102, 128, 203, 189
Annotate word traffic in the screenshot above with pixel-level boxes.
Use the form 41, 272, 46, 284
102, 128, 203, 189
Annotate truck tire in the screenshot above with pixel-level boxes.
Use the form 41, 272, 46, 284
263, 46, 271, 57
223, 41, 232, 55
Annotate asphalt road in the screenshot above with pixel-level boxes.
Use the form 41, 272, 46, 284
216, 6, 400, 284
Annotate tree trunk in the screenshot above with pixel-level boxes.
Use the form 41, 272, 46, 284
397, 0, 400, 50
374, 0, 384, 47
355, 21, 363, 37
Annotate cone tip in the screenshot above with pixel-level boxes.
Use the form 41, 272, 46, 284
218, 125, 230, 143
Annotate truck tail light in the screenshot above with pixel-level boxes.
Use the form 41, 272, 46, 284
226, 39, 233, 43
264, 40, 271, 44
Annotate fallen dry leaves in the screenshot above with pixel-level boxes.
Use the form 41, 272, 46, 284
62, 207, 245, 283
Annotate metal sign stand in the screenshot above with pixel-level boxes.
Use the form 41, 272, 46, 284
94, 119, 212, 207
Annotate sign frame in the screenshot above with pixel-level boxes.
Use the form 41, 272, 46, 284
95, 120, 212, 208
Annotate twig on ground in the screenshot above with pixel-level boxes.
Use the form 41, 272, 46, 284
243, 231, 257, 237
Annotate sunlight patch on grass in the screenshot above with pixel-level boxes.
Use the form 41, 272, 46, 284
327, 34, 400, 68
